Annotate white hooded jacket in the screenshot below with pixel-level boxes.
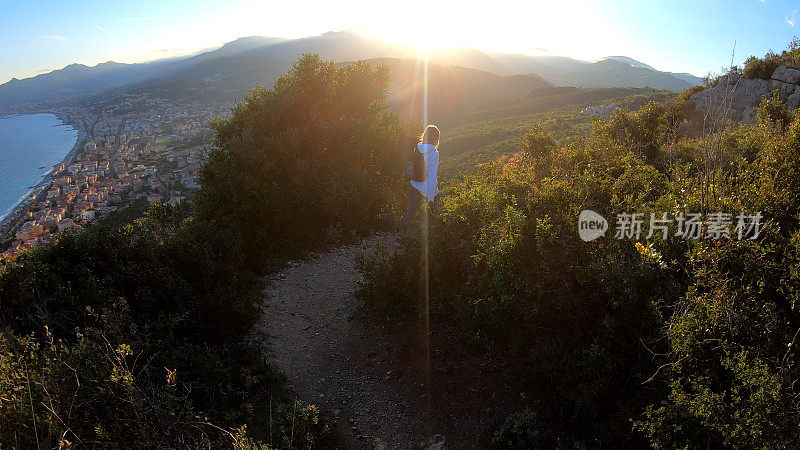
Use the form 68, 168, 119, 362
410, 143, 439, 202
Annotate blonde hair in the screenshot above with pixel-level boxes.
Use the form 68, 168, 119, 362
420, 124, 440, 148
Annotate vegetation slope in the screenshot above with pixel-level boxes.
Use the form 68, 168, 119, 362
2, 42, 800, 448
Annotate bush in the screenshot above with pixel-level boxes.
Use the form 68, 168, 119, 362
592, 101, 668, 168
522, 124, 556, 160
491, 409, 542, 448
0, 53, 415, 447
0, 206, 332, 447
743, 53, 781, 80
757, 89, 792, 131
742, 40, 800, 80
196, 54, 408, 269
358, 80, 800, 446
358, 119, 680, 445
634, 236, 800, 448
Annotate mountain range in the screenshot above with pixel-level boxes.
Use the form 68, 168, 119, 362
0, 30, 703, 107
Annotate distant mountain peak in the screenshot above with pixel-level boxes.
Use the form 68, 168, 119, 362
230, 35, 267, 42
323, 29, 355, 36
225, 35, 283, 45
213, 35, 287, 56
599, 56, 656, 71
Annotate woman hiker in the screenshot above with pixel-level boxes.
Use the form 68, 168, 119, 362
394, 124, 440, 247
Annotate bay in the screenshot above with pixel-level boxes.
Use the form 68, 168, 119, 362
0, 113, 78, 220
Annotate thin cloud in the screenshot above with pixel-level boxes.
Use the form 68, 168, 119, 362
787, 10, 798, 26
93, 22, 111, 37
38, 34, 67, 41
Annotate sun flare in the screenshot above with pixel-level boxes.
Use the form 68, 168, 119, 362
353, 0, 615, 57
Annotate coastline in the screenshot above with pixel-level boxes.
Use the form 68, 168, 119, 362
0, 116, 86, 231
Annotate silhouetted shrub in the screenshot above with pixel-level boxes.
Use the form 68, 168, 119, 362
491, 409, 542, 448
197, 54, 407, 269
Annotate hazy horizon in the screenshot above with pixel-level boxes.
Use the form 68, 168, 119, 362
0, 29, 709, 84
3, 0, 800, 84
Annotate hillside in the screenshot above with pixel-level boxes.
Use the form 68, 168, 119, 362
531, 58, 697, 91
0, 31, 702, 107
0, 60, 175, 105
357, 60, 800, 447
438, 87, 676, 176
356, 58, 550, 128
491, 53, 702, 90
6, 37, 800, 447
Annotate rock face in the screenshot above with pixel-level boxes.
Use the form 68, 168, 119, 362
689, 65, 800, 124
772, 66, 800, 85
581, 103, 619, 116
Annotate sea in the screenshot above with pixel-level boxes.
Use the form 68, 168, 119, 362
0, 113, 78, 221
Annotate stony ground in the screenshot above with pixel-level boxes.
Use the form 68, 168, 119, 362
260, 234, 521, 449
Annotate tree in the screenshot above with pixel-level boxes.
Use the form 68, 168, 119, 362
196, 54, 406, 268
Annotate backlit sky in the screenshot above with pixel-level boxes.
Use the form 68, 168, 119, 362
2, 0, 799, 83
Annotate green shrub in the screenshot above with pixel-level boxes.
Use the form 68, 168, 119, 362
358, 75, 800, 446
593, 101, 668, 168
196, 54, 408, 269
634, 235, 800, 448
1, 53, 410, 448
523, 123, 557, 160
491, 409, 542, 448
358, 120, 680, 444
757, 89, 792, 131
0, 207, 332, 447
743, 53, 781, 80
742, 40, 800, 80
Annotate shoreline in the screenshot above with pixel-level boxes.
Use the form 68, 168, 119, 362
0, 115, 86, 231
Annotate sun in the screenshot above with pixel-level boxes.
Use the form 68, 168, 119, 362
366, 23, 465, 51
355, 0, 486, 51
354, 0, 619, 59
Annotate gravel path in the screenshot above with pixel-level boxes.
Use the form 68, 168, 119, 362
261, 234, 425, 448
260, 234, 519, 449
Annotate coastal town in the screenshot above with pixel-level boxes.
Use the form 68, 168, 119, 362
0, 93, 232, 261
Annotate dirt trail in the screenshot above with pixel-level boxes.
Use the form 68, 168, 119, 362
260, 234, 519, 449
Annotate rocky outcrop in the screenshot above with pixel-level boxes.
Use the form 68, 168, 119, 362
581, 103, 619, 116
689, 65, 800, 124
772, 66, 800, 84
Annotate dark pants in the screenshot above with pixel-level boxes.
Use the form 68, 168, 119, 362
396, 186, 425, 234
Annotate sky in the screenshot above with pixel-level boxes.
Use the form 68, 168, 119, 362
1, 0, 799, 83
